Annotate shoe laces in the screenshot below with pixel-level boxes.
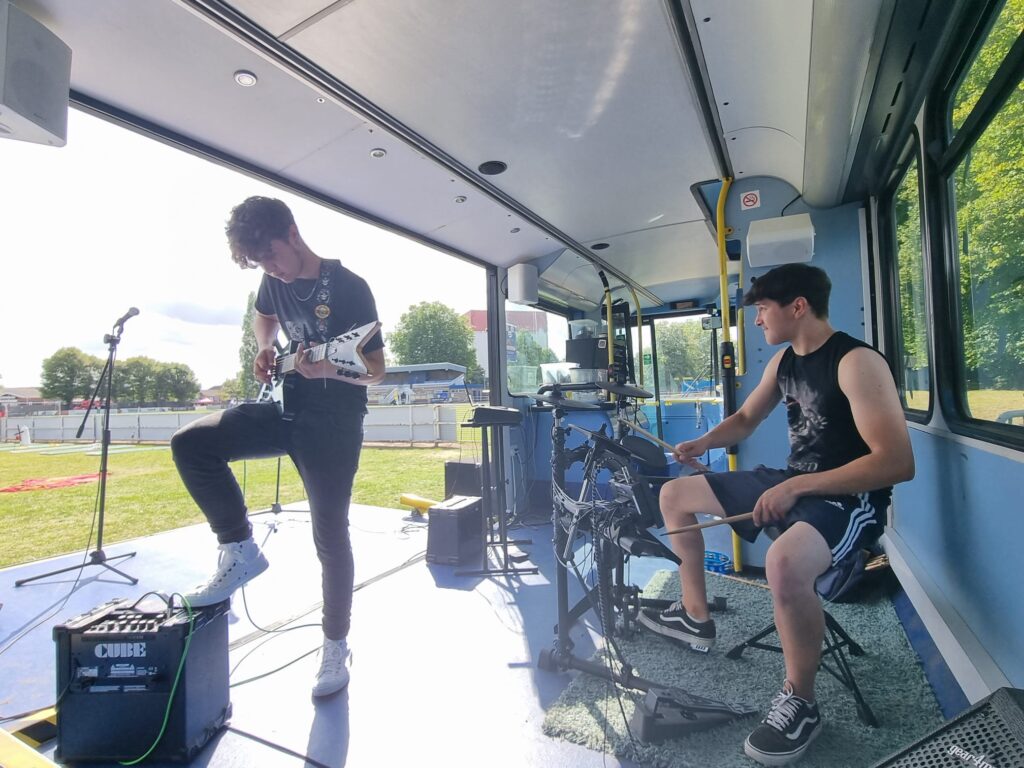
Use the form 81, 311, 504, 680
318, 641, 348, 676
764, 685, 804, 732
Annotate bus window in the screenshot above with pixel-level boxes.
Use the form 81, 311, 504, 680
505, 302, 568, 395
946, 0, 1023, 430
892, 154, 932, 413
641, 315, 729, 401
949, 0, 1021, 135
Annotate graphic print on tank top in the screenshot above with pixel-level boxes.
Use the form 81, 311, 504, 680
784, 383, 829, 473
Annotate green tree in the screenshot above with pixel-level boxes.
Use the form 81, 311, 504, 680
949, 0, 1024, 389
220, 375, 244, 401
120, 356, 159, 405
388, 302, 480, 373
40, 347, 101, 407
515, 330, 559, 367
652, 319, 709, 393
156, 362, 201, 403
237, 292, 261, 400
894, 159, 929, 370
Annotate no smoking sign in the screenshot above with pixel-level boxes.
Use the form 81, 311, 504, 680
740, 190, 761, 210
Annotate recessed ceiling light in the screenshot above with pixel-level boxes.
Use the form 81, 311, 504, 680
478, 160, 508, 175
454, 196, 467, 204
369, 148, 387, 159
233, 70, 258, 87
316, 96, 326, 104
510, 227, 521, 233
591, 242, 610, 250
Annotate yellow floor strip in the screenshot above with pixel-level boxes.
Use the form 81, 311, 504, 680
0, 727, 59, 767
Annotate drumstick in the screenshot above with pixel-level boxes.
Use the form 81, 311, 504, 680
664, 511, 755, 536
616, 419, 711, 473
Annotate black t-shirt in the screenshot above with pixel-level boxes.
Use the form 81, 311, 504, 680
776, 331, 885, 477
255, 259, 383, 414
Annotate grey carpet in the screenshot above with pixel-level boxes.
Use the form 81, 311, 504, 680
543, 570, 944, 767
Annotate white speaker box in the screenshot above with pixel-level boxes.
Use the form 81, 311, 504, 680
746, 213, 815, 267
0, 1, 71, 147
508, 262, 539, 305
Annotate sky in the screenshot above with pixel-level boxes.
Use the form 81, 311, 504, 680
0, 110, 487, 390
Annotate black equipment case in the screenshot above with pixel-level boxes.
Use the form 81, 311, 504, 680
53, 597, 231, 763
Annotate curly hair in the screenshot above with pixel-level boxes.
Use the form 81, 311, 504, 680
225, 196, 296, 268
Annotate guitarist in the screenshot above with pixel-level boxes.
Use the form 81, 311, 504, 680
171, 196, 385, 698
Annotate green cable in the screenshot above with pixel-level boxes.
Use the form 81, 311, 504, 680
119, 594, 195, 766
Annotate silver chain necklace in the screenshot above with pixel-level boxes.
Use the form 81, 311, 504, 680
289, 259, 322, 301
289, 278, 317, 302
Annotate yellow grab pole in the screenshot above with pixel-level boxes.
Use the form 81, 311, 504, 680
628, 286, 643, 386
715, 177, 744, 573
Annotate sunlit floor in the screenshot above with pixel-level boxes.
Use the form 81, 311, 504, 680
1, 500, 651, 768
1, 491, 966, 768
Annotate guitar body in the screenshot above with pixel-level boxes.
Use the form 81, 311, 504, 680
270, 321, 380, 421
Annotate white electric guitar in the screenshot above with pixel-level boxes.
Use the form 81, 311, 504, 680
270, 320, 381, 420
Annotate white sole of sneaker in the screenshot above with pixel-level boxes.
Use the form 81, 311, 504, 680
743, 724, 821, 766
637, 611, 716, 651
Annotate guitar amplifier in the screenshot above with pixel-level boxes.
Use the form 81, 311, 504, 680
53, 598, 231, 763
426, 495, 484, 566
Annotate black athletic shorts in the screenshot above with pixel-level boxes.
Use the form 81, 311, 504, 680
703, 466, 890, 567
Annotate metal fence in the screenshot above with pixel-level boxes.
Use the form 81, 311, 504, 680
1, 404, 463, 445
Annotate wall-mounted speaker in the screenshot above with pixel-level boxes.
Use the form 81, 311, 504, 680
508, 262, 539, 305
871, 687, 1024, 767
746, 213, 815, 268
0, 1, 71, 147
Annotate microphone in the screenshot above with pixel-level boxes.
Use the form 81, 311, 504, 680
114, 307, 140, 328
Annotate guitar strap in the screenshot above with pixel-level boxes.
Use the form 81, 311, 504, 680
311, 260, 333, 342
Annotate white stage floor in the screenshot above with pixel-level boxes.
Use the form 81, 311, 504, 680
1, 501, 643, 767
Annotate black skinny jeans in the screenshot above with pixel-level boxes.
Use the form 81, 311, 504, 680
171, 400, 364, 640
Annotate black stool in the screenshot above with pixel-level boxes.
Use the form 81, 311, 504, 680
457, 406, 538, 577
726, 610, 878, 726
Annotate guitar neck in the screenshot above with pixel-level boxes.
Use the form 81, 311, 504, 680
277, 342, 327, 375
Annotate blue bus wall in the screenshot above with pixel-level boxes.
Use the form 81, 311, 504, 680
894, 432, 1024, 690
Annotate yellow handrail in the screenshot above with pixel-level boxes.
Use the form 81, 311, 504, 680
715, 177, 743, 573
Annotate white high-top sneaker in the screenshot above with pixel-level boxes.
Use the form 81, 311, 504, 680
184, 538, 268, 607
312, 636, 351, 698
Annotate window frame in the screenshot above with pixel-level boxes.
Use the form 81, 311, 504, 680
880, 131, 934, 423
923, 0, 1024, 448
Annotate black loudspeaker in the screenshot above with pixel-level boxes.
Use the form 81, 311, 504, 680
426, 495, 483, 565
871, 687, 1024, 767
445, 461, 482, 498
53, 599, 231, 763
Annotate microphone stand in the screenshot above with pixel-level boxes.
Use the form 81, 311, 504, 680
16, 318, 138, 586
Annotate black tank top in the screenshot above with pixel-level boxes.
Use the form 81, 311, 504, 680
776, 331, 880, 474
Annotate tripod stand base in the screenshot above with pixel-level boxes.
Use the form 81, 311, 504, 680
15, 550, 138, 587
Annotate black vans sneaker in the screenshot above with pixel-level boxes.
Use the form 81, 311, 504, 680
637, 600, 716, 650
744, 682, 822, 765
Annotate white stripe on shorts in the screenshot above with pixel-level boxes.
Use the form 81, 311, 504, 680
831, 493, 876, 564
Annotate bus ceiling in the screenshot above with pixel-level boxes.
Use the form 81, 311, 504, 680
11, 0, 972, 312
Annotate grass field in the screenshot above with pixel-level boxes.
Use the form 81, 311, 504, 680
904, 388, 1024, 422
0, 444, 472, 569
